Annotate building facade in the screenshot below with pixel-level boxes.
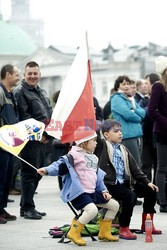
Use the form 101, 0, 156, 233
17, 43, 163, 108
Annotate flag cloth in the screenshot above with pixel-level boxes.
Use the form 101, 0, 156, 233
46, 33, 96, 143
0, 118, 45, 156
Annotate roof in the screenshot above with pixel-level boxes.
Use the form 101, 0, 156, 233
49, 45, 103, 57
113, 46, 137, 62
0, 20, 36, 55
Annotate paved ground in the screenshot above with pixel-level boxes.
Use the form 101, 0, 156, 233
0, 176, 166, 250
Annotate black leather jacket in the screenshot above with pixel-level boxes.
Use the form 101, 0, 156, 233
14, 80, 52, 126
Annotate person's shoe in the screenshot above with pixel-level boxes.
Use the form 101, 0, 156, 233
135, 199, 142, 205
7, 198, 14, 202
9, 189, 21, 195
0, 215, 7, 224
34, 209, 46, 216
119, 227, 137, 240
141, 213, 162, 234
67, 219, 86, 246
24, 209, 42, 220
160, 205, 167, 213
1, 210, 17, 221
20, 209, 46, 217
98, 219, 119, 241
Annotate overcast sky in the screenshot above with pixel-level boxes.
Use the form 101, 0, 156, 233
1, 0, 167, 50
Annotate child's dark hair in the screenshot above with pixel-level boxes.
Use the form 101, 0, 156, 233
101, 119, 121, 134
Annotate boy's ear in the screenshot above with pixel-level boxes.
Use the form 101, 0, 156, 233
103, 132, 109, 139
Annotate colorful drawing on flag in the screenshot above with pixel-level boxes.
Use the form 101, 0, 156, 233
0, 118, 45, 155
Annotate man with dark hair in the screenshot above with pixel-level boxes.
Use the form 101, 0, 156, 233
0, 64, 20, 224
145, 73, 160, 93
14, 61, 52, 220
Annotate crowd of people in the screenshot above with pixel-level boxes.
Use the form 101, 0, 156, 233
0, 55, 167, 246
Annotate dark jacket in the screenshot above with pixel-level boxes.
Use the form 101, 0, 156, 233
134, 92, 144, 104
14, 80, 52, 126
93, 97, 103, 121
103, 100, 112, 120
148, 82, 167, 134
94, 136, 149, 188
0, 82, 19, 127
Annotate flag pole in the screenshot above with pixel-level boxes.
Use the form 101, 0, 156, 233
85, 30, 89, 59
13, 154, 37, 171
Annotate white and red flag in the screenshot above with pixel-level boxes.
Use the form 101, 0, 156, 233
46, 33, 96, 143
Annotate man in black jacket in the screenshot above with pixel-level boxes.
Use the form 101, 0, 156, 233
94, 119, 161, 239
0, 64, 20, 224
14, 61, 52, 220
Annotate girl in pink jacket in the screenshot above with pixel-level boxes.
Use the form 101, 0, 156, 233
38, 126, 119, 246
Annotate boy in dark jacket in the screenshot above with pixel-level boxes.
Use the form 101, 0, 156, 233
94, 119, 161, 240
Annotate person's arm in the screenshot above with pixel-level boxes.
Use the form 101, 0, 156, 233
0, 91, 3, 108
135, 102, 146, 119
96, 168, 109, 192
111, 95, 143, 123
37, 158, 69, 176
0, 91, 4, 126
148, 83, 167, 130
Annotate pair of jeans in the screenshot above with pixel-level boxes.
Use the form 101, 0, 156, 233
107, 181, 157, 227
20, 141, 45, 211
141, 142, 157, 183
156, 143, 167, 205
107, 183, 137, 227
0, 150, 13, 213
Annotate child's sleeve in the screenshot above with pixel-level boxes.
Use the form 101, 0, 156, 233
44, 158, 69, 176
96, 168, 109, 192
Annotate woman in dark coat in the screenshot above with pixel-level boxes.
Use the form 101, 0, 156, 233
148, 56, 167, 213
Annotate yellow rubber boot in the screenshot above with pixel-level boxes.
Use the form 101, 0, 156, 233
98, 219, 119, 241
67, 219, 86, 246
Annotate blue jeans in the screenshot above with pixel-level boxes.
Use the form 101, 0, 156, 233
20, 141, 45, 211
